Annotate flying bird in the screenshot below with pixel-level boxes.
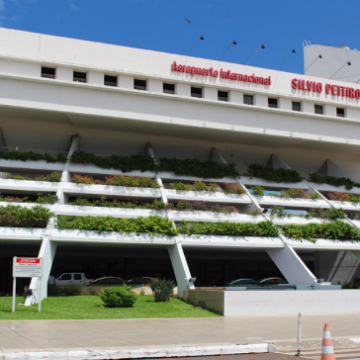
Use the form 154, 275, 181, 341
185, 18, 192, 24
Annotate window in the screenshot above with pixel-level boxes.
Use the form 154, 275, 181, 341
59, 274, 71, 280
73, 71, 87, 83
134, 79, 147, 90
218, 91, 228, 102
74, 274, 82, 280
337, 108, 345, 118
191, 87, 202, 98
268, 98, 278, 108
244, 94, 253, 105
292, 101, 301, 111
163, 83, 175, 94
41, 67, 55, 79
314, 105, 323, 115
104, 75, 117, 87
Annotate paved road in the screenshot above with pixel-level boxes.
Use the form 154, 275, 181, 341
0, 314, 360, 356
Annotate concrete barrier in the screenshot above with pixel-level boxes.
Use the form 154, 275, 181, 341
185, 289, 360, 316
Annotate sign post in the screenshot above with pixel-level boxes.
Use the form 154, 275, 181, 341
12, 257, 43, 313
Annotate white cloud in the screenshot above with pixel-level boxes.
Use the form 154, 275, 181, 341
70, 3, 77, 11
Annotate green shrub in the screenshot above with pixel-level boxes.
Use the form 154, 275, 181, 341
281, 221, 360, 241
179, 220, 278, 237
0, 150, 67, 163
172, 200, 239, 213
270, 206, 287, 218
48, 285, 62, 297
309, 172, 360, 190
62, 285, 81, 296
251, 186, 265, 196
167, 181, 219, 192
167, 182, 193, 191
6, 172, 62, 182
57, 215, 179, 236
306, 208, 346, 220
222, 183, 246, 195
0, 205, 53, 228
150, 278, 175, 302
99, 285, 136, 307
247, 162, 304, 183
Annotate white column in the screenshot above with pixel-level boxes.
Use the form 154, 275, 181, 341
146, 142, 194, 297
167, 243, 194, 298
56, 135, 79, 204
214, 148, 318, 286
25, 232, 57, 305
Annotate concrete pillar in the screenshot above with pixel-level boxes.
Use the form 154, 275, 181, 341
254, 94, 268, 107
203, 87, 217, 101
119, 75, 134, 90
168, 243, 194, 298
266, 245, 317, 285
229, 91, 243, 104
176, 83, 190, 97
88, 71, 104, 86
56, 67, 73, 82
279, 98, 292, 111
148, 79, 163, 93
25, 236, 57, 305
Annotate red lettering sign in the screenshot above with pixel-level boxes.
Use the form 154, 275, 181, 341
171, 61, 271, 85
17, 258, 40, 263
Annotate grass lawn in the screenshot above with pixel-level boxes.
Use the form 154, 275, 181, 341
0, 295, 220, 320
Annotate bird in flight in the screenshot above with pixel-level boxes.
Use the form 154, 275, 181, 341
185, 18, 192, 24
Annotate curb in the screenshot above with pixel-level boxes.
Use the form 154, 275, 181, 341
0, 343, 269, 360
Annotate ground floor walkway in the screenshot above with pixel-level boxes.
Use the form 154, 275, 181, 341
0, 314, 360, 356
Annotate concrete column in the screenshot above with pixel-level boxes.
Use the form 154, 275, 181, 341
266, 245, 317, 285
176, 83, 190, 97
254, 94, 268, 107
168, 243, 194, 298
25, 236, 57, 305
324, 104, 336, 117
279, 98, 292, 111
56, 67, 73, 82
302, 101, 314, 114
148, 79, 163, 93
119, 75, 134, 90
88, 71, 104, 86
203, 87, 217, 101
229, 91, 243, 104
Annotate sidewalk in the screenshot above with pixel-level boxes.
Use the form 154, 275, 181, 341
1, 314, 360, 357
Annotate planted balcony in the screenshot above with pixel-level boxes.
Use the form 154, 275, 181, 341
324, 191, 360, 211
0, 205, 53, 228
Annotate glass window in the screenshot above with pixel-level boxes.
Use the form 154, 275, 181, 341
315, 105, 323, 115
60, 274, 71, 280
191, 87, 202, 98
337, 108, 345, 118
134, 79, 147, 90
292, 101, 301, 111
163, 83, 175, 94
74, 274, 82, 280
73, 71, 87, 83
268, 98, 278, 108
41, 67, 55, 79
244, 95, 253, 105
104, 75, 117, 87
218, 91, 228, 102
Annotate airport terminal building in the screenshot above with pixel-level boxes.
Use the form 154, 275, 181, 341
1, 29, 360, 308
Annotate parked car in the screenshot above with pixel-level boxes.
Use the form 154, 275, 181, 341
127, 276, 154, 285
54, 273, 93, 286
225, 278, 258, 287
225, 277, 288, 288
87, 276, 126, 286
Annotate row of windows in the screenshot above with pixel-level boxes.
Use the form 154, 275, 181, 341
41, 67, 346, 118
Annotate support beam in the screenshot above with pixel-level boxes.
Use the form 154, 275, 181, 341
56, 135, 79, 204
214, 148, 318, 286
25, 234, 57, 305
168, 243, 194, 298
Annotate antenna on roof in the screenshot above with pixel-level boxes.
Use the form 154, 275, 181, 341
246, 44, 265, 65
277, 49, 296, 71
219, 40, 237, 61
186, 35, 204, 56
303, 54, 322, 74
329, 61, 351, 79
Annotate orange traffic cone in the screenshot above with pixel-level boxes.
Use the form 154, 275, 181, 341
321, 323, 336, 360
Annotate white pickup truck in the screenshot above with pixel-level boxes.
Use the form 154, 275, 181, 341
54, 273, 93, 286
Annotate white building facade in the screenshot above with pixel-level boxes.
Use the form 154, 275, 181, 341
1, 29, 360, 302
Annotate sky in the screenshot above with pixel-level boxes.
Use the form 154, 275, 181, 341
0, 0, 359, 74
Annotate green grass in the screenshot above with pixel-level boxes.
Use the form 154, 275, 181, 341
0, 295, 220, 320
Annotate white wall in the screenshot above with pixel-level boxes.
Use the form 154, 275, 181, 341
224, 290, 360, 316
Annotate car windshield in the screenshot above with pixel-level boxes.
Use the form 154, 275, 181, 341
226, 278, 258, 286
89, 277, 125, 285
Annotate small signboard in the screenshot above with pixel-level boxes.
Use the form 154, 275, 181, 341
12, 257, 43, 313
13, 257, 43, 278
